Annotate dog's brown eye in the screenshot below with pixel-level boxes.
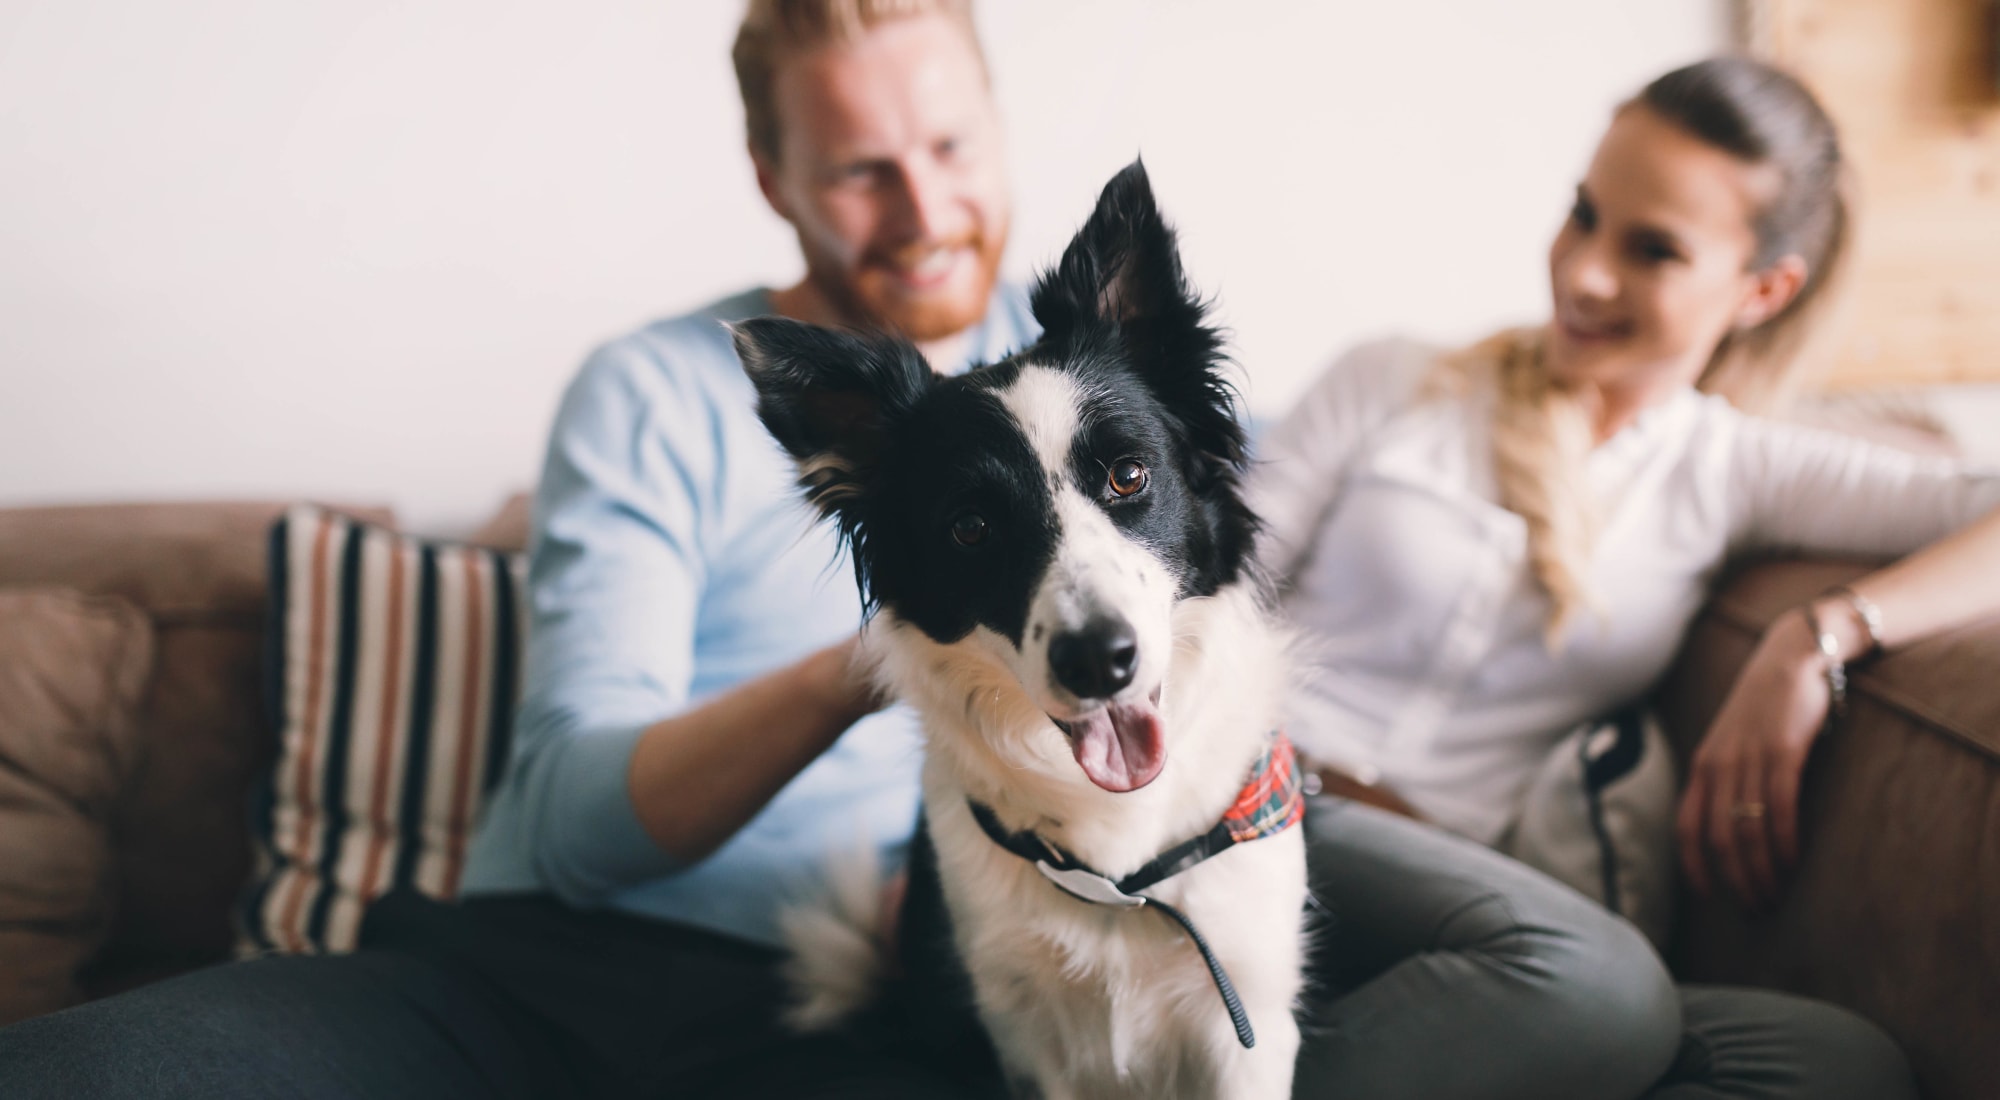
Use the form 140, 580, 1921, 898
951, 512, 988, 547
1108, 460, 1148, 498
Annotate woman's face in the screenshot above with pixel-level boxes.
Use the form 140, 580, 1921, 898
1545, 105, 1802, 404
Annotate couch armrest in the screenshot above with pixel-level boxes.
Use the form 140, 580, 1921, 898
1657, 557, 2000, 1100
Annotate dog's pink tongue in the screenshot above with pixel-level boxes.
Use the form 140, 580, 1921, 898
1069, 700, 1166, 792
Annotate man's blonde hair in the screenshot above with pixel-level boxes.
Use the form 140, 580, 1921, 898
732, 0, 986, 163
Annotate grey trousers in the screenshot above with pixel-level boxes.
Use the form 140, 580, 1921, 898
0, 797, 1918, 1099
1295, 796, 1918, 1100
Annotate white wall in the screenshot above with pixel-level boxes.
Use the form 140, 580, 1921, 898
0, 1, 1727, 534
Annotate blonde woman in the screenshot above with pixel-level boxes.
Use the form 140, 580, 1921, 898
1258, 58, 2000, 1098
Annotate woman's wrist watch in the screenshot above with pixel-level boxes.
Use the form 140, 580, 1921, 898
1827, 585, 1886, 656
1799, 585, 1886, 720
1800, 602, 1850, 716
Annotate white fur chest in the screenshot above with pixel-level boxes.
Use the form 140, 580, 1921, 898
923, 766, 1308, 1100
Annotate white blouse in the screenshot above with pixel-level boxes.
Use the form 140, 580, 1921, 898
1252, 338, 2000, 844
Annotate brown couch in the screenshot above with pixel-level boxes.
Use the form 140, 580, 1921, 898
0, 503, 394, 1013
0, 501, 1994, 1097
1658, 558, 2000, 1100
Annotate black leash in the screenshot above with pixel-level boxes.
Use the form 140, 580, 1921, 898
965, 800, 1259, 1049
1145, 897, 1256, 1048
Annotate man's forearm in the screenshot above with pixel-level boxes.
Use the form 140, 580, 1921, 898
627, 639, 880, 863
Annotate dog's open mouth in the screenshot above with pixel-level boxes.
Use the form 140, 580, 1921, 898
1050, 687, 1166, 793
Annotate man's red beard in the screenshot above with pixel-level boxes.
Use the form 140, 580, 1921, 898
802, 222, 1009, 344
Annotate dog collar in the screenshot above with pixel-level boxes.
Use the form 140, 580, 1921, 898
963, 733, 1305, 1049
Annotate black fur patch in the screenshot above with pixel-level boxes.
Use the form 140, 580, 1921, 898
737, 160, 1258, 648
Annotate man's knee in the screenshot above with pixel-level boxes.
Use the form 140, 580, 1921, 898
0, 953, 511, 1100
0, 958, 346, 1096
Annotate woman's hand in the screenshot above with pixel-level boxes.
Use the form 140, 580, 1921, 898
1675, 608, 1833, 912
1679, 501, 2000, 909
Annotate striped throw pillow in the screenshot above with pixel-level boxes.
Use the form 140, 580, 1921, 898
240, 505, 526, 955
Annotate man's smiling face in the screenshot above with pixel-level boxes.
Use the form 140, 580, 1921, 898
756, 13, 1010, 342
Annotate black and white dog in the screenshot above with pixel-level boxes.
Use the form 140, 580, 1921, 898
735, 163, 1306, 1100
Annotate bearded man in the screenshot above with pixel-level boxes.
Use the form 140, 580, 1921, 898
0, 4, 1034, 1096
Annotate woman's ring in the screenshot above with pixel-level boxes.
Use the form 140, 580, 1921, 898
1731, 802, 1767, 821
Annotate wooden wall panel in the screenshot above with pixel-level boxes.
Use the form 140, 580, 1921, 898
1765, 0, 2000, 387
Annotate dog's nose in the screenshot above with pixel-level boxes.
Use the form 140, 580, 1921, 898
1047, 617, 1139, 701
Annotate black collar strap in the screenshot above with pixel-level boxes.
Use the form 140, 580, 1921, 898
961, 734, 1304, 1050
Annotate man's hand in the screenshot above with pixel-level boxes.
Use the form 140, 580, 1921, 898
808, 635, 893, 728
629, 634, 891, 864
1675, 609, 1832, 913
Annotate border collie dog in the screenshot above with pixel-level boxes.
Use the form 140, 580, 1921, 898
735, 162, 1306, 1100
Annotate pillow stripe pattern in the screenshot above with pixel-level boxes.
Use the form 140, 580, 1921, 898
241, 505, 524, 955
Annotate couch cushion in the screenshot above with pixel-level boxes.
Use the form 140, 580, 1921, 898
0, 588, 153, 1025
242, 506, 525, 955
89, 619, 275, 995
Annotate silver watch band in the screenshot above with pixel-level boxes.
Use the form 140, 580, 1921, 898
1828, 584, 1885, 657
1800, 602, 1848, 717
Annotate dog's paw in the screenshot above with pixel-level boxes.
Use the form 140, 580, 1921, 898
777, 845, 893, 1032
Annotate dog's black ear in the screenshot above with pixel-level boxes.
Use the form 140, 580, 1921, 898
1032, 160, 1247, 473
1030, 162, 1260, 587
1030, 159, 1193, 336
732, 317, 933, 519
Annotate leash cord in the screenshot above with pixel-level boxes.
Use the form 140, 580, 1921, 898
1146, 898, 1255, 1049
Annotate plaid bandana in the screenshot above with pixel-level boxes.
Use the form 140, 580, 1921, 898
965, 732, 1306, 901
1222, 734, 1306, 845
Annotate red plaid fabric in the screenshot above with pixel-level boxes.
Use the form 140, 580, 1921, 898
1222, 734, 1305, 844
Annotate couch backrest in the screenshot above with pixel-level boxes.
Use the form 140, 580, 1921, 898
0, 502, 388, 996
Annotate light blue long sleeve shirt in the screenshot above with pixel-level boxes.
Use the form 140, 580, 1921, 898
460, 286, 1040, 948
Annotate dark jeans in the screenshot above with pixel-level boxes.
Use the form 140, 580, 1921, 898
0, 890, 979, 1099
1292, 798, 1916, 1100
0, 798, 1917, 1099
